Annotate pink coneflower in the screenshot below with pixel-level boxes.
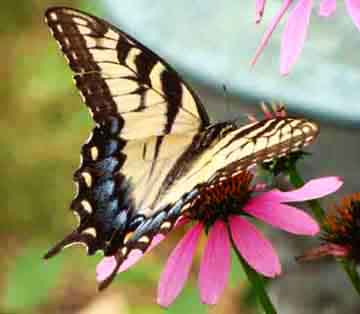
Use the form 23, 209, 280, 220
97, 174, 342, 307
252, 0, 360, 75
299, 192, 360, 263
255, 0, 267, 23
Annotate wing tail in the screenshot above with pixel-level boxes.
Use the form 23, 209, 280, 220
44, 230, 91, 259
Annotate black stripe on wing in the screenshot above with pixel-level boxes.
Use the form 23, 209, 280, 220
44, 7, 209, 133
204, 117, 319, 186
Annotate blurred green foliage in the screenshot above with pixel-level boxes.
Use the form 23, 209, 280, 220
3, 247, 63, 312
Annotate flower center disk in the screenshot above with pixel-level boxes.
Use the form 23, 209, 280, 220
187, 171, 253, 228
324, 192, 360, 262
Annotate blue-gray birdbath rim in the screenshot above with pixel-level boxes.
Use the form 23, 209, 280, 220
102, 0, 360, 126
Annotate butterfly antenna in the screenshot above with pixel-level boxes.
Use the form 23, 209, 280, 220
221, 84, 248, 125
222, 84, 230, 115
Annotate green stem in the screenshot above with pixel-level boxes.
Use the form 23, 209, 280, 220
228, 229, 277, 314
287, 164, 360, 296
342, 261, 360, 295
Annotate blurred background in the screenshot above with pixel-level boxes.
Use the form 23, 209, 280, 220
1, 1, 360, 314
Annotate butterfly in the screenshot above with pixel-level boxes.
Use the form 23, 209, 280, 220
44, 6, 319, 289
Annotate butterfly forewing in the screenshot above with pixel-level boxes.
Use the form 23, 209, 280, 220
44, 6, 209, 132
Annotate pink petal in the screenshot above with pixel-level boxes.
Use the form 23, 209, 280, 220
256, 0, 266, 23
251, 0, 292, 66
297, 243, 349, 261
96, 234, 165, 282
157, 223, 203, 307
261, 102, 275, 119
96, 218, 190, 282
280, 0, 313, 75
229, 216, 281, 277
252, 176, 343, 204
319, 0, 337, 16
243, 202, 320, 235
96, 256, 117, 283
253, 183, 268, 192
345, 0, 360, 31
198, 220, 230, 305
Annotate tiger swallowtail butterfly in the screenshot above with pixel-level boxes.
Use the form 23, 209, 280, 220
44, 7, 319, 289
